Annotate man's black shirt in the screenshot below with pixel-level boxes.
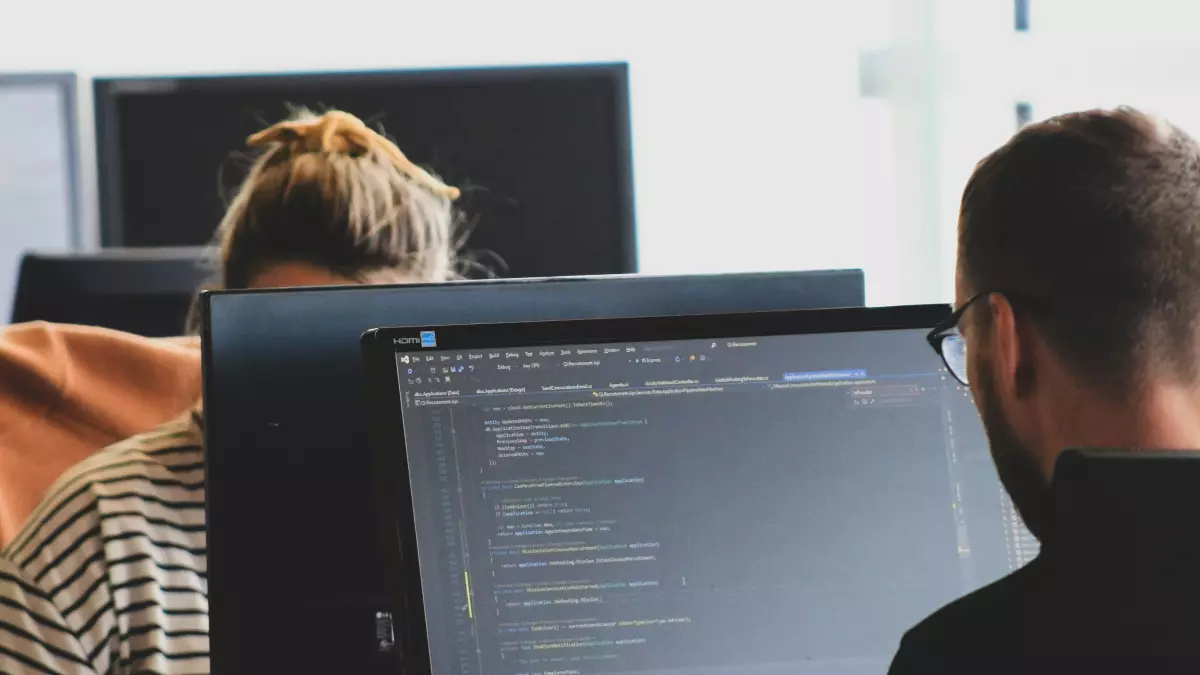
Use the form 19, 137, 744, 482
889, 544, 1200, 674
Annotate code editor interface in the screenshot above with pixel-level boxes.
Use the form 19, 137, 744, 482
392, 329, 1035, 675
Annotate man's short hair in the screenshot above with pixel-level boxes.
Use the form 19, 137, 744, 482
959, 106, 1200, 388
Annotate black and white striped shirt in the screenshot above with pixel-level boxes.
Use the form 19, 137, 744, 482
0, 411, 207, 674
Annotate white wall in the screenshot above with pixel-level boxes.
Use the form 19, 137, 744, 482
1, 0, 938, 306
0, 84, 76, 320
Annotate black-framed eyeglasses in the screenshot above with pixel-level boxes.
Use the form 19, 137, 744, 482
926, 292, 991, 386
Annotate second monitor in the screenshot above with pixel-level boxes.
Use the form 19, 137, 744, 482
11, 248, 209, 337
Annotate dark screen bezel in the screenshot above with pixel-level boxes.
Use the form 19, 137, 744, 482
360, 303, 951, 675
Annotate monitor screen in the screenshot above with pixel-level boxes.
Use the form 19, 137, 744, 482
370, 309, 1036, 675
94, 63, 636, 278
201, 271, 864, 674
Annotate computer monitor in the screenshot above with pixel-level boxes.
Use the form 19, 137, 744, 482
360, 305, 1037, 675
10, 248, 209, 337
94, 63, 636, 278
200, 270, 865, 674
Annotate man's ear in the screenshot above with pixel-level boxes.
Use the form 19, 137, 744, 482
987, 294, 1029, 399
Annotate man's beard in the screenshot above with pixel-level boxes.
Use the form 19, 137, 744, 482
975, 363, 1054, 542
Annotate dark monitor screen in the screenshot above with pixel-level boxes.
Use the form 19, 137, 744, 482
95, 63, 636, 277
10, 248, 209, 337
363, 306, 1037, 675
201, 271, 864, 674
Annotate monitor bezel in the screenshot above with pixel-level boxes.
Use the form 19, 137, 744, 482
360, 303, 951, 675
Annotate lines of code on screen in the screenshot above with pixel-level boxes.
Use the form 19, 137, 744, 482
394, 331, 1032, 675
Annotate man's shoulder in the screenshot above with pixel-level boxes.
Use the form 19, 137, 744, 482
911, 560, 1045, 639
890, 559, 1050, 673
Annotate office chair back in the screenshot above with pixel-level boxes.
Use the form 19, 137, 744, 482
10, 248, 210, 337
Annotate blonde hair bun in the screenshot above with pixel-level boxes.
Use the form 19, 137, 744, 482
206, 107, 468, 294
247, 110, 461, 201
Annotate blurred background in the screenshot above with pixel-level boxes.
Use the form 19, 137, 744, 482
3, 0, 1197, 322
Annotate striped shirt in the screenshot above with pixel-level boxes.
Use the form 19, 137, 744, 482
0, 411, 207, 674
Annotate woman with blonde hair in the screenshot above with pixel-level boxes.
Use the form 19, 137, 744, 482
0, 109, 464, 675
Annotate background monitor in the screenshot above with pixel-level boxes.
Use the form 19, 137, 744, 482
94, 63, 637, 278
0, 73, 81, 322
10, 247, 209, 337
201, 270, 865, 674
361, 306, 1037, 675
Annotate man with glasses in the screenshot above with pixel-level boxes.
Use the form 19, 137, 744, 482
889, 107, 1200, 674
